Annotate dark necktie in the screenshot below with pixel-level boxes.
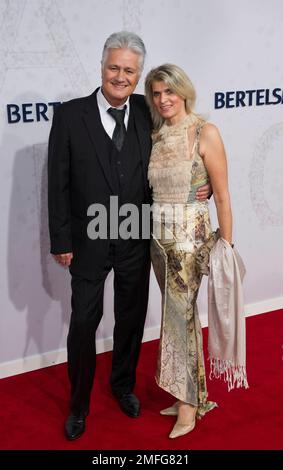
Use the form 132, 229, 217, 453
107, 106, 126, 152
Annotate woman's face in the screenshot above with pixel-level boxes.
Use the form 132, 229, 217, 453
152, 80, 187, 124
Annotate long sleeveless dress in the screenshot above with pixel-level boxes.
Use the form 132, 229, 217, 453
148, 115, 218, 417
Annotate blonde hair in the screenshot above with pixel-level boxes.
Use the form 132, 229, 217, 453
145, 63, 199, 130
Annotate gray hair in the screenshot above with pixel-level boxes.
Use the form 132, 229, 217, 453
102, 31, 146, 72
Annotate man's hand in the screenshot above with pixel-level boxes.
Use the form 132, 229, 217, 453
196, 183, 212, 201
53, 252, 73, 267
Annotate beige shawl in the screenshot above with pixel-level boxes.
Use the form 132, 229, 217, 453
208, 238, 249, 391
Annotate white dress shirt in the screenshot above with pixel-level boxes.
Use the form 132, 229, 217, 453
96, 87, 130, 139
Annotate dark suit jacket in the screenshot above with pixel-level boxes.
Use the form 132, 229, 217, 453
48, 88, 152, 279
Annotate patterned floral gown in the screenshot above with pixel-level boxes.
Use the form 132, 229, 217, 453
148, 115, 217, 417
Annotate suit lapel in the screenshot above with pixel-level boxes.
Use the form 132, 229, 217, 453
82, 91, 152, 195
82, 89, 115, 193
130, 97, 152, 190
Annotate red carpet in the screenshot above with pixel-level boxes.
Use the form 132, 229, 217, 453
0, 309, 282, 450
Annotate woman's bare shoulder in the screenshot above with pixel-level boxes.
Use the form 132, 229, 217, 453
199, 122, 224, 157
201, 122, 221, 140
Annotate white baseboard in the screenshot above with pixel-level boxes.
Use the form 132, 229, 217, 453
244, 296, 283, 317
1, 297, 282, 379
0, 348, 68, 380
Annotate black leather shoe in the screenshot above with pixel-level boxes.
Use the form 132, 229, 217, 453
64, 412, 86, 440
117, 393, 140, 417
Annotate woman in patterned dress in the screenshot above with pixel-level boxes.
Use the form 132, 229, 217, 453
145, 64, 233, 439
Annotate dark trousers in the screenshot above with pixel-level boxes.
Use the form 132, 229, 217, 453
67, 239, 151, 415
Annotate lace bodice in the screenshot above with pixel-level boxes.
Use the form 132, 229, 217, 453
148, 115, 209, 204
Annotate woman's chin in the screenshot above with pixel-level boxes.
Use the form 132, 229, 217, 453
160, 112, 172, 119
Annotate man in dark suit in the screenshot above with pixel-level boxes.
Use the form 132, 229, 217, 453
48, 31, 152, 440
48, 31, 210, 440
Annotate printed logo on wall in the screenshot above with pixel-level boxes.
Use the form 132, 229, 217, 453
249, 122, 283, 226
0, 0, 90, 99
214, 87, 283, 225
214, 88, 283, 109
6, 102, 62, 123
2, 0, 143, 124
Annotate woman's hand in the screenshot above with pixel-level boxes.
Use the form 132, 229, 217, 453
196, 182, 212, 201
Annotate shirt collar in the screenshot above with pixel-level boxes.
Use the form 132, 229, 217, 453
97, 87, 130, 115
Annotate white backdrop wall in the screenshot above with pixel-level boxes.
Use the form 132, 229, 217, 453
0, 0, 282, 378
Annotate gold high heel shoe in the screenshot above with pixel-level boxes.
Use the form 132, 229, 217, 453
169, 406, 197, 439
160, 401, 179, 416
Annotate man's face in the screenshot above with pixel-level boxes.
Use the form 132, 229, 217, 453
101, 48, 141, 107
